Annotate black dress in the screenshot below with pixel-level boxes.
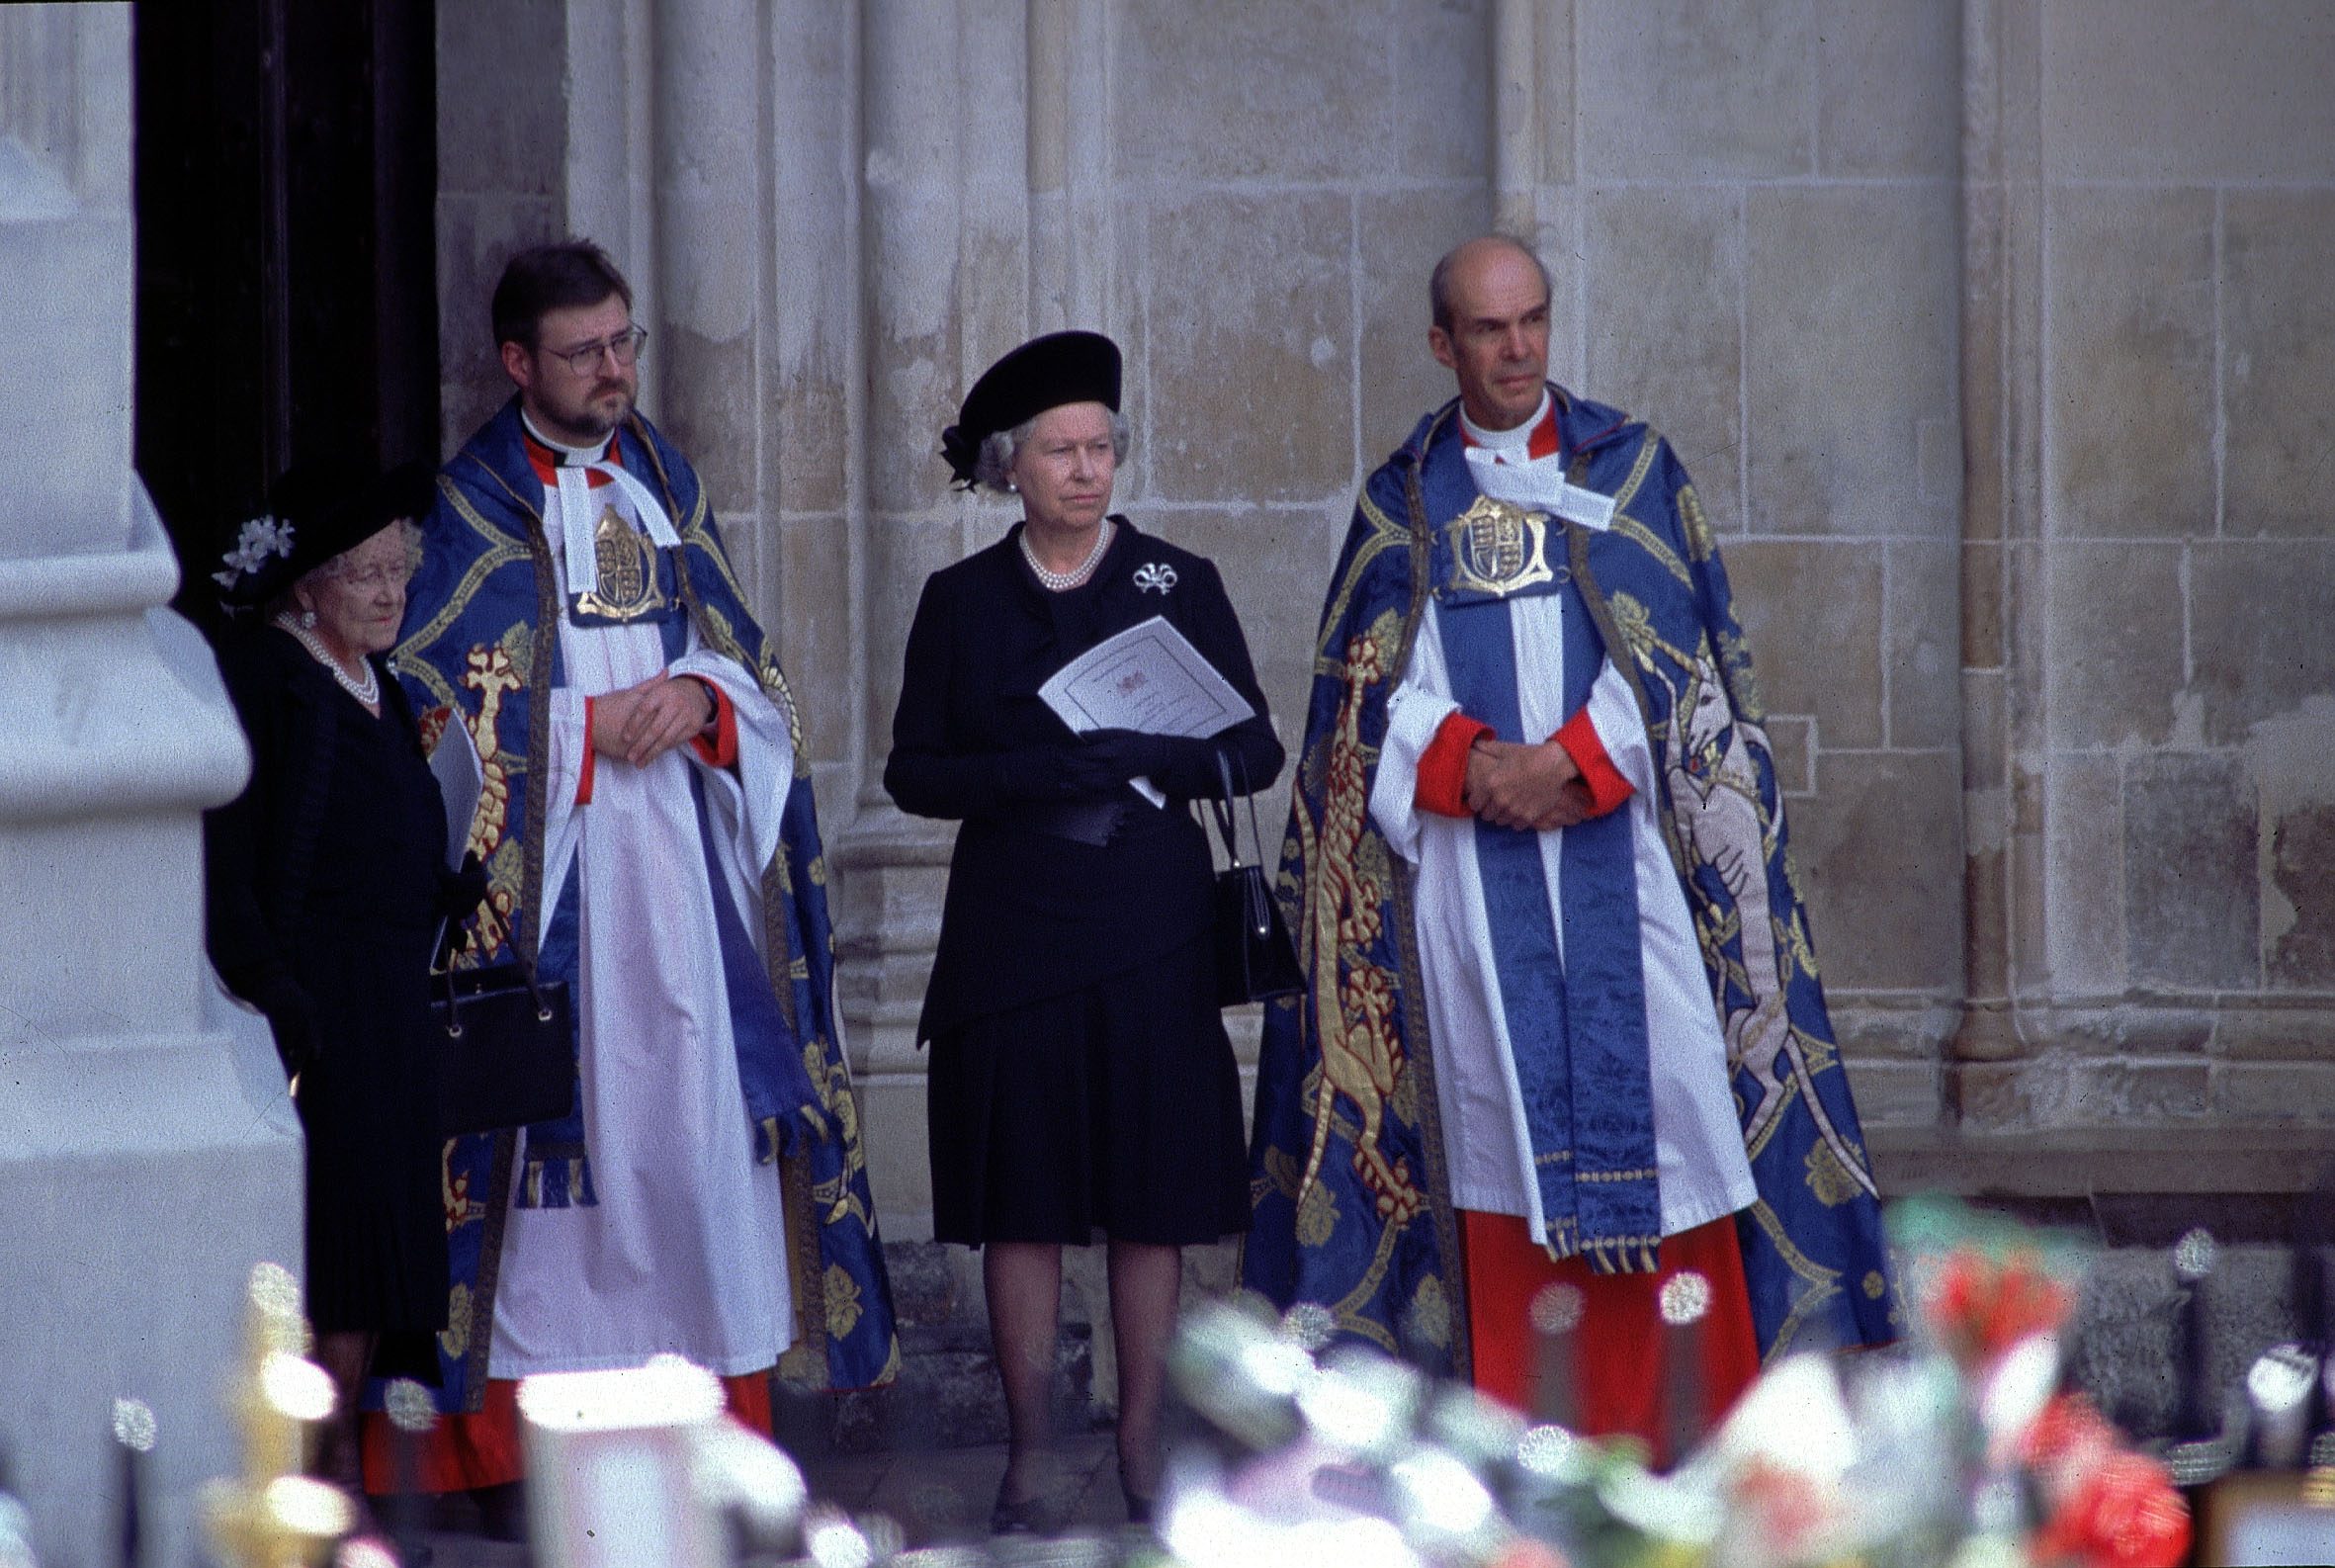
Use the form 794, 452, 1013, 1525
885, 518, 1283, 1246
205, 626, 451, 1350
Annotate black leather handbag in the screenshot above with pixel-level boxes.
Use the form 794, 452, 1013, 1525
1206, 748, 1305, 1007
432, 955, 575, 1138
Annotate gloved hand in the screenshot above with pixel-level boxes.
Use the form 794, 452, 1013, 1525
991, 743, 1107, 803
437, 851, 489, 920
434, 852, 491, 967
1075, 730, 1222, 796
1071, 729, 1174, 784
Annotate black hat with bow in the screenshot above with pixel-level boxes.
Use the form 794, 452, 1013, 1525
939, 330, 1122, 488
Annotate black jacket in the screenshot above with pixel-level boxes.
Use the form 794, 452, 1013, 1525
885, 518, 1283, 1037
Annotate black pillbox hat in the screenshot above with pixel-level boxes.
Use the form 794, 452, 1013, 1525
940, 330, 1121, 485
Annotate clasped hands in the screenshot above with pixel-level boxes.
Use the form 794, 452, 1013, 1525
590, 671, 719, 767
1464, 736, 1596, 832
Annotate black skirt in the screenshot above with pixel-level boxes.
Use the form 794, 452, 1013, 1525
927, 933, 1250, 1248
295, 682, 450, 1339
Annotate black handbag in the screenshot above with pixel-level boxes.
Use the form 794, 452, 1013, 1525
432, 954, 575, 1138
1206, 748, 1305, 1007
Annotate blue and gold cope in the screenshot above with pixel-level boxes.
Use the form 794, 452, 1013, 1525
1241, 387, 1897, 1377
394, 398, 899, 1410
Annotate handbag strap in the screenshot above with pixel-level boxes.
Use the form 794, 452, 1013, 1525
438, 924, 552, 1019
1206, 745, 1267, 869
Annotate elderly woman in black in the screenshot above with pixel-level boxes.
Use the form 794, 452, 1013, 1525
204, 459, 476, 1503
887, 332, 1283, 1529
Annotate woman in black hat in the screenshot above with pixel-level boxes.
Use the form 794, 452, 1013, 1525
889, 331, 1284, 1528
203, 459, 479, 1504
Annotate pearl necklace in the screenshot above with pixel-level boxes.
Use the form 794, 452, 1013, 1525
275, 613, 381, 708
1018, 519, 1113, 592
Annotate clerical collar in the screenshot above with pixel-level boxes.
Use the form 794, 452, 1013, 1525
1459, 390, 1557, 459
521, 410, 616, 470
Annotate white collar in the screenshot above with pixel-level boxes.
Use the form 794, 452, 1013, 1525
522, 410, 682, 597
521, 409, 614, 467
1457, 389, 1553, 454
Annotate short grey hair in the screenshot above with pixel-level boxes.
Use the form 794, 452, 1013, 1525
972, 409, 1132, 495
266, 518, 425, 622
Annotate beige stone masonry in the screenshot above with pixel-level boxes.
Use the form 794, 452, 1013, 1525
417, 0, 2335, 1209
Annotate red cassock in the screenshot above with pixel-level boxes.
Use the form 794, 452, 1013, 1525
1459, 1209, 1762, 1467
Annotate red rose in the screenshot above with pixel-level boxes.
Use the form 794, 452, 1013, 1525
2032, 1450, 2190, 1568
2022, 1393, 2115, 1484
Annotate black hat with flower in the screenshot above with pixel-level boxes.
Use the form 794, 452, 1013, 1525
213, 457, 436, 613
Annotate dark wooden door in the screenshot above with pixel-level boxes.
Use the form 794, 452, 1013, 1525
134, 0, 437, 626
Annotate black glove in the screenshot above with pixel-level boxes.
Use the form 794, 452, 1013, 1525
1075, 730, 1221, 796
990, 743, 1100, 804
251, 975, 320, 1082
434, 852, 491, 967
437, 851, 489, 920
1072, 730, 1172, 783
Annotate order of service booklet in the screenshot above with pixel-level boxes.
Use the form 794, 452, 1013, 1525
1038, 614, 1254, 806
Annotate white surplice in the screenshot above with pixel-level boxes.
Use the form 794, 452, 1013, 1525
485, 448, 798, 1377
1365, 397, 1755, 1243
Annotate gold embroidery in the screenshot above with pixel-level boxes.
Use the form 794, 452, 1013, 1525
1863, 1269, 1888, 1301
1606, 431, 1662, 515
573, 505, 667, 622
822, 1263, 864, 1340
1295, 1172, 1340, 1249
1744, 1200, 1842, 1359
1804, 1141, 1861, 1208
438, 1283, 473, 1359
1314, 488, 1412, 660
1294, 617, 1425, 1228
442, 1143, 488, 1232
1441, 494, 1556, 598
1612, 514, 1693, 587
1679, 482, 1718, 563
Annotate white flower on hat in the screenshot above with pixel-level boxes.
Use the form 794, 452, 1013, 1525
212, 514, 297, 590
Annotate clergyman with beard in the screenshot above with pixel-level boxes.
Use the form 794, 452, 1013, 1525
387, 241, 896, 1517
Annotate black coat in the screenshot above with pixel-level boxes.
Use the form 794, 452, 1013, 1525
204, 625, 452, 1337
885, 519, 1283, 1039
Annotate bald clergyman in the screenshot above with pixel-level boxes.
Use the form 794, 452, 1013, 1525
1244, 235, 1897, 1452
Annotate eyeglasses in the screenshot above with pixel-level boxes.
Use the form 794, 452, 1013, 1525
545, 325, 649, 376
328, 563, 417, 592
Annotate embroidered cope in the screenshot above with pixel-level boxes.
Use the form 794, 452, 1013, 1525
1242, 386, 1897, 1374
395, 398, 899, 1410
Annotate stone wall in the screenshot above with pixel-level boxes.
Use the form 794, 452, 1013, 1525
426, 0, 2335, 1258
1959, 0, 2335, 1145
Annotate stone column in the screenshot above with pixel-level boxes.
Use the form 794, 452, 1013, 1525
563, 0, 660, 415
832, 0, 1018, 1239
0, 7, 303, 1563
1950, 0, 2038, 1076
1026, 0, 1111, 334
1489, 0, 1541, 237
649, 0, 763, 563
436, 0, 571, 444
767, 0, 872, 817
